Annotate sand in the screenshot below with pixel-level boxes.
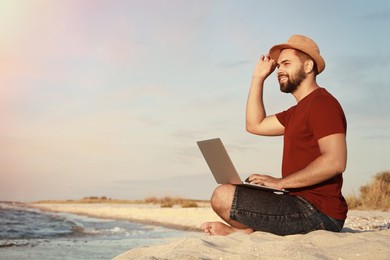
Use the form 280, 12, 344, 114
31, 203, 390, 259
114, 229, 390, 260
31, 203, 223, 231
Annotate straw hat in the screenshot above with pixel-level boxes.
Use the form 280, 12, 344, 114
269, 35, 325, 74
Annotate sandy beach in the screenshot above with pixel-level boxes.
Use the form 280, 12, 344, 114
32, 203, 390, 259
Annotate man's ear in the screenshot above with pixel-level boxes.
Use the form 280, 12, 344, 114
304, 59, 315, 74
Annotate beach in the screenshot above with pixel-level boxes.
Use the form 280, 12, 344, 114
31, 203, 390, 259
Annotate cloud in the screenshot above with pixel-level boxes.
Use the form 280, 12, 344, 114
361, 10, 390, 21
328, 54, 389, 117
216, 60, 252, 69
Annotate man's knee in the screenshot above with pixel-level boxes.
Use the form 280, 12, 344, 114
210, 184, 236, 211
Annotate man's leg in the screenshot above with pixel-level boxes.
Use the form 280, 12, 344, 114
201, 184, 254, 235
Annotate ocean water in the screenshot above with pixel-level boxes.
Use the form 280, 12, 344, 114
0, 202, 197, 259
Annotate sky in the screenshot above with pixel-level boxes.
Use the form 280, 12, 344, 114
0, 0, 389, 202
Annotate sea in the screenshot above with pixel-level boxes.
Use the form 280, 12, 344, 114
0, 202, 198, 260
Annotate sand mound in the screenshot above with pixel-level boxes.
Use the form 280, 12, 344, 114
114, 229, 390, 260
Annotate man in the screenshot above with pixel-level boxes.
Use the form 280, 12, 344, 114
201, 35, 348, 236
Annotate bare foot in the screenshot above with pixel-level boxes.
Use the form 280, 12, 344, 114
200, 222, 253, 236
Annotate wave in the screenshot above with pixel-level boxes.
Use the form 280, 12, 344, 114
0, 202, 84, 239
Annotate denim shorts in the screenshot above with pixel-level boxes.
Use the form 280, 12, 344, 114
230, 185, 345, 236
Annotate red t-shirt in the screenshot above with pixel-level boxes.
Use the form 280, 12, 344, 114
276, 88, 348, 220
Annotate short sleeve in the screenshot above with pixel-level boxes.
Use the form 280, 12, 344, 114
276, 106, 295, 127
308, 95, 347, 140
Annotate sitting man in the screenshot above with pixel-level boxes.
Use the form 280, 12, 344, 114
201, 35, 348, 236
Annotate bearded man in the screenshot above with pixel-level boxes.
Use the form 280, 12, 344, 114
201, 35, 348, 236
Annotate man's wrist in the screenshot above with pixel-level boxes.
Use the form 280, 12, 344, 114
278, 178, 288, 189
252, 75, 267, 82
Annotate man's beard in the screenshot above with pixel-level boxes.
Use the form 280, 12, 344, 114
279, 66, 306, 93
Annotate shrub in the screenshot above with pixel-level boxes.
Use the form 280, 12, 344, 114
181, 201, 198, 208
143, 196, 199, 208
346, 171, 390, 210
360, 171, 390, 210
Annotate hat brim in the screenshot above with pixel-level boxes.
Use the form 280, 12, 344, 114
269, 43, 325, 74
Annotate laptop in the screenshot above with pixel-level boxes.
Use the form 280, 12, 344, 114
197, 138, 288, 194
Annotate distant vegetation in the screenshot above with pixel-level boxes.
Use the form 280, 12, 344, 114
346, 171, 390, 210
144, 196, 200, 208
34, 195, 203, 208
34, 196, 136, 204
34, 171, 390, 211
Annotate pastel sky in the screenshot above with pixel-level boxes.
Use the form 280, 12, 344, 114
0, 0, 389, 201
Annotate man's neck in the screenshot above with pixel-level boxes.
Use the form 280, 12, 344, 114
292, 79, 320, 102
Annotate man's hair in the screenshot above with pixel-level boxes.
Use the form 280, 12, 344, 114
296, 50, 318, 75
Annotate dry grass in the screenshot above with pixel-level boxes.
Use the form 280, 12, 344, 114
346, 171, 390, 210
144, 196, 200, 208
34, 195, 203, 208
34, 196, 144, 204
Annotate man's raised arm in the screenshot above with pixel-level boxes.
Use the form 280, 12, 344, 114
246, 55, 284, 136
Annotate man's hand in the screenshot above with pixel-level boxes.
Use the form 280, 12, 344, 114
252, 54, 277, 80
246, 174, 284, 190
